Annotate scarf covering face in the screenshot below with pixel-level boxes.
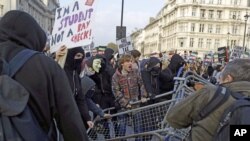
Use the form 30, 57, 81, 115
0, 10, 47, 52
64, 47, 85, 73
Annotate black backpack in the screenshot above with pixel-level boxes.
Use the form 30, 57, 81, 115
0, 49, 53, 141
197, 86, 250, 141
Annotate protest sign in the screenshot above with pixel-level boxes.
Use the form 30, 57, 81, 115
229, 46, 245, 61
213, 53, 219, 63
50, 0, 95, 53
218, 46, 229, 62
204, 53, 213, 63
117, 37, 133, 54
218, 47, 227, 59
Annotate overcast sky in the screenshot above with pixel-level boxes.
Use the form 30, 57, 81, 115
59, 0, 165, 46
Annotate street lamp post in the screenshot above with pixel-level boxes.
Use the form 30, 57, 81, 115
121, 0, 124, 27
227, 32, 230, 48
243, 14, 250, 49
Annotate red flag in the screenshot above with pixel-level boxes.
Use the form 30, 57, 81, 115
85, 0, 94, 6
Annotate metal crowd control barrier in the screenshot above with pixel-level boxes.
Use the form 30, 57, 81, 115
87, 70, 213, 141
106, 131, 164, 141
87, 99, 176, 141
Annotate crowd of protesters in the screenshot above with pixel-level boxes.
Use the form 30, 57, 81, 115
1, 10, 250, 141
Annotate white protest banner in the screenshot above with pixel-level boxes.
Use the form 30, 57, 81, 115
117, 37, 133, 54
229, 46, 245, 61
50, 0, 95, 53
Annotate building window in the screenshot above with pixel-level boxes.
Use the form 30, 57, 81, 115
180, 8, 185, 17
192, 8, 196, 16
231, 0, 241, 5
237, 11, 241, 20
231, 40, 237, 47
232, 25, 239, 34
217, 0, 222, 4
208, 24, 213, 33
193, 0, 197, 3
179, 23, 188, 32
217, 10, 222, 19
191, 23, 195, 32
208, 10, 214, 19
199, 24, 205, 32
190, 38, 194, 47
215, 39, 220, 48
209, 0, 214, 4
230, 11, 237, 19
200, 9, 205, 18
216, 25, 221, 33
180, 39, 184, 47
198, 38, 204, 48
206, 39, 212, 48
200, 0, 205, 4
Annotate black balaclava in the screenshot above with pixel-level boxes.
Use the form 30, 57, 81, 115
64, 47, 85, 95
64, 47, 85, 74
147, 57, 162, 76
0, 10, 47, 52
167, 54, 185, 75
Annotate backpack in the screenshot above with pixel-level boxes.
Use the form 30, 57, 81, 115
0, 49, 53, 141
197, 86, 250, 141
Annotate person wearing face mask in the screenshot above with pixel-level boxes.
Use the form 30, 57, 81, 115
166, 59, 250, 141
63, 47, 94, 129
141, 57, 162, 100
140, 57, 162, 134
86, 55, 116, 110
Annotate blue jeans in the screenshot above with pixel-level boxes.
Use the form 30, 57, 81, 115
117, 112, 143, 141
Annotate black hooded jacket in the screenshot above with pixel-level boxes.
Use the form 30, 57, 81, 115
160, 54, 185, 93
141, 57, 162, 96
0, 10, 88, 141
104, 48, 115, 76
64, 47, 91, 122
88, 55, 115, 108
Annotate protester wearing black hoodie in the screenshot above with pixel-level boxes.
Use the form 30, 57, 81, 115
0, 10, 88, 141
104, 48, 116, 76
63, 47, 92, 128
87, 55, 115, 109
160, 54, 185, 94
141, 57, 162, 97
